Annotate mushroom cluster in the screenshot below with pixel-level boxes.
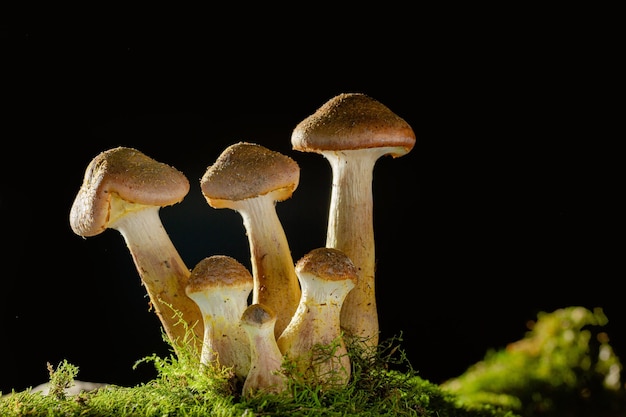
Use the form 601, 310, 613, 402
70, 93, 416, 396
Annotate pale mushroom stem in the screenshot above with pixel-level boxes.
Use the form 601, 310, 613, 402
200, 142, 302, 340
277, 247, 357, 388
278, 277, 354, 387
325, 149, 390, 348
229, 195, 300, 339
241, 304, 287, 398
110, 204, 203, 349
184, 255, 253, 381
187, 289, 251, 380
291, 94, 416, 350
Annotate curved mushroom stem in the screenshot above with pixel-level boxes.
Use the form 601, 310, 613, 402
200, 142, 302, 339
110, 203, 202, 349
241, 303, 287, 398
226, 194, 300, 339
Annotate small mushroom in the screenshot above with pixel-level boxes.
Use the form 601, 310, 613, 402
69, 146, 203, 350
185, 255, 253, 381
240, 303, 287, 398
291, 93, 416, 348
200, 142, 301, 339
277, 247, 358, 388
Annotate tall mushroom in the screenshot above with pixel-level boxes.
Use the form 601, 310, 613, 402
200, 142, 301, 338
291, 93, 416, 348
240, 303, 287, 398
185, 255, 253, 381
276, 247, 358, 388
69, 146, 203, 351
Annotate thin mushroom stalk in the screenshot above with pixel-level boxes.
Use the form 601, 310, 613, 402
185, 255, 253, 381
69, 146, 203, 352
109, 203, 198, 342
291, 93, 416, 349
200, 142, 301, 338
277, 247, 358, 388
241, 303, 288, 398
324, 149, 383, 344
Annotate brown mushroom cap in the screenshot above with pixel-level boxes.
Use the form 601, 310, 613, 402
295, 247, 358, 284
69, 146, 190, 237
241, 303, 276, 329
291, 92, 416, 157
200, 142, 299, 205
186, 255, 253, 293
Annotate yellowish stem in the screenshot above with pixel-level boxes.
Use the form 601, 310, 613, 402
110, 203, 203, 350
228, 193, 301, 339
324, 148, 396, 348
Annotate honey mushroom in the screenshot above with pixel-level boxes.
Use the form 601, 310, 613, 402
185, 255, 253, 382
69, 146, 203, 352
291, 93, 416, 348
277, 247, 358, 388
200, 142, 302, 339
69, 93, 415, 396
240, 303, 288, 398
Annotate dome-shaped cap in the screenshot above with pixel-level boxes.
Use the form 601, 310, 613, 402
241, 303, 277, 329
200, 142, 299, 204
69, 146, 190, 237
291, 93, 416, 157
186, 255, 253, 293
295, 247, 358, 284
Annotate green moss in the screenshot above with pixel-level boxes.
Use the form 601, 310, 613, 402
4, 306, 623, 416
0, 334, 517, 417
441, 306, 626, 417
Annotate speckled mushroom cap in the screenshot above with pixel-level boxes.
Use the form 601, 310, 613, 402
186, 255, 253, 294
69, 146, 190, 237
291, 93, 416, 157
241, 304, 277, 329
200, 142, 300, 205
295, 247, 358, 284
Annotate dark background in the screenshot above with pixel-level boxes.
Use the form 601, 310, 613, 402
2, 10, 621, 394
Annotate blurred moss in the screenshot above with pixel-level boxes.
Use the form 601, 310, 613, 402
441, 306, 626, 417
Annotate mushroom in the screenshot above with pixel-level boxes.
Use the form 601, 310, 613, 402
291, 93, 416, 348
69, 146, 203, 350
200, 142, 301, 338
240, 303, 287, 398
276, 247, 358, 388
185, 255, 253, 381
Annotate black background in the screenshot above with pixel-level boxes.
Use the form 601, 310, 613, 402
2, 9, 621, 394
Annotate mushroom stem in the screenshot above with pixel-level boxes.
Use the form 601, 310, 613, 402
325, 149, 384, 347
200, 142, 301, 338
241, 304, 287, 398
110, 203, 201, 348
226, 195, 298, 337
277, 247, 357, 388
291, 93, 416, 348
185, 255, 253, 381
